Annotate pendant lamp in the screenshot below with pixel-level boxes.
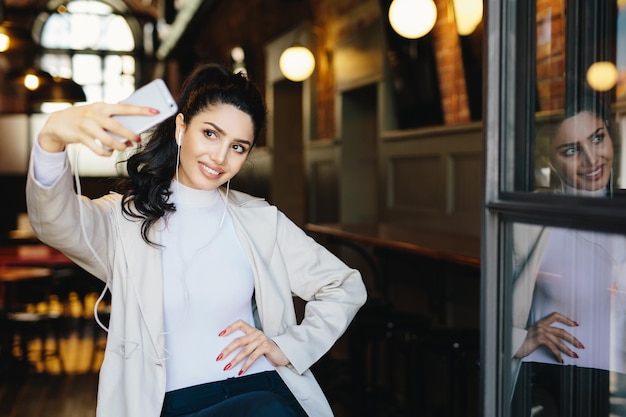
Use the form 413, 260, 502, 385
279, 45, 315, 82
388, 0, 437, 39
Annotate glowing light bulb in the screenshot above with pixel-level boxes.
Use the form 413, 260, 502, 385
0, 33, 10, 52
586, 61, 618, 92
388, 0, 437, 39
24, 74, 40, 90
279, 46, 315, 82
452, 0, 483, 36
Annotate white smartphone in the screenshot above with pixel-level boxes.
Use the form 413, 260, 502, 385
111, 78, 178, 141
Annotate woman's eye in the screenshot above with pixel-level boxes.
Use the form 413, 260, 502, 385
562, 147, 577, 157
233, 144, 246, 154
204, 130, 217, 139
592, 132, 605, 144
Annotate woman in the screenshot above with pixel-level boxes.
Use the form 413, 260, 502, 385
511, 105, 626, 416
26, 63, 367, 417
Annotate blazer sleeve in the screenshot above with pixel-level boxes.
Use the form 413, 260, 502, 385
270, 212, 367, 374
26, 155, 118, 281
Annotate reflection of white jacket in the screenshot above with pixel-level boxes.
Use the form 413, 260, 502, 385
511, 223, 548, 392
26, 160, 367, 417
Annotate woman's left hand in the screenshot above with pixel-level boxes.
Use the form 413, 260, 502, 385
216, 320, 289, 375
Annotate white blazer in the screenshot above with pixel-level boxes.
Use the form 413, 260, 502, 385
26, 160, 367, 417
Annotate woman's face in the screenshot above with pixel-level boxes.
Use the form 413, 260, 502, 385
550, 111, 614, 191
174, 104, 253, 190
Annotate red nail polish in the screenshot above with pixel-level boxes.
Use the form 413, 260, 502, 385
572, 352, 579, 359
149, 108, 160, 114
218, 330, 227, 336
572, 321, 579, 326
216, 353, 223, 361
135, 136, 142, 143
559, 358, 564, 364
224, 363, 232, 371
238, 369, 244, 376
578, 342, 585, 349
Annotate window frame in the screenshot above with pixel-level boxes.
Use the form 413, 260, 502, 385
482, 1, 626, 416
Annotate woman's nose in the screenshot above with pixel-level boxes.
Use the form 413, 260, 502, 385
580, 145, 597, 166
210, 143, 229, 165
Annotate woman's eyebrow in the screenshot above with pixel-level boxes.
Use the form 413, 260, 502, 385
555, 127, 604, 151
586, 127, 604, 140
203, 121, 252, 146
555, 142, 577, 150
203, 121, 225, 135
234, 138, 253, 147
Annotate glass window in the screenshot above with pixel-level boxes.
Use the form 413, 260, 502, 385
37, 0, 137, 105
482, 1, 626, 416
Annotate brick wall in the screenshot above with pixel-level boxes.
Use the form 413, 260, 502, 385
536, 0, 566, 111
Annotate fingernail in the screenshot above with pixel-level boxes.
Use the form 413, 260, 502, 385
572, 352, 579, 359
149, 108, 160, 114
559, 358, 564, 364
135, 136, 142, 143
238, 369, 244, 376
572, 321, 579, 326
218, 330, 227, 336
216, 353, 223, 361
224, 363, 232, 371
578, 342, 585, 349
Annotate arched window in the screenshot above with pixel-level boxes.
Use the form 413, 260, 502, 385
34, 0, 141, 107
30, 0, 143, 175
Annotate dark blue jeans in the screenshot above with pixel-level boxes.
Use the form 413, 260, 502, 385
511, 362, 611, 417
160, 371, 308, 417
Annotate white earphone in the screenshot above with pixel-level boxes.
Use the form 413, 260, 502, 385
177, 130, 183, 145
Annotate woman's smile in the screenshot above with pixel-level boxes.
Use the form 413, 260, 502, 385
199, 162, 224, 178
579, 165, 604, 179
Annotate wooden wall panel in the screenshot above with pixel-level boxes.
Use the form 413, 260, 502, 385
390, 155, 445, 212
307, 143, 341, 224
450, 152, 482, 216
380, 123, 483, 237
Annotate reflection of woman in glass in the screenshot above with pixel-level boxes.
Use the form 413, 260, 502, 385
511, 104, 626, 417
549, 108, 614, 196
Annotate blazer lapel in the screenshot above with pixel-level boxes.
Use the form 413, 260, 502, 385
118, 215, 165, 347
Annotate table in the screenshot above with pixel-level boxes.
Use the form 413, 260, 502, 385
0, 266, 55, 310
305, 223, 480, 268
0, 266, 57, 373
305, 223, 481, 326
0, 246, 74, 373
306, 223, 482, 412
0, 245, 73, 268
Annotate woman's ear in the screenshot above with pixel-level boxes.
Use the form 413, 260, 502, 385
175, 113, 185, 145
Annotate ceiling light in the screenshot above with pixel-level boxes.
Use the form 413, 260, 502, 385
279, 45, 315, 82
388, 0, 437, 39
452, 0, 483, 36
586, 61, 618, 92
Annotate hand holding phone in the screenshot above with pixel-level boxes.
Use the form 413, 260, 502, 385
111, 79, 178, 142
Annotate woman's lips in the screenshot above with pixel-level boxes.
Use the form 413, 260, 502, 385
579, 165, 604, 180
199, 162, 223, 177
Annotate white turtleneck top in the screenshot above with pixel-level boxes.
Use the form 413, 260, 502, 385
161, 181, 274, 391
